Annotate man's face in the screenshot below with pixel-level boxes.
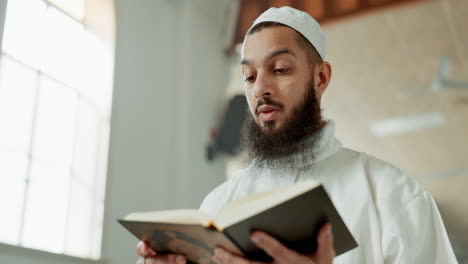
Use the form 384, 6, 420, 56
241, 26, 316, 132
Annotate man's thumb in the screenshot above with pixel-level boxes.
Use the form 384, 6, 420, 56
314, 223, 335, 263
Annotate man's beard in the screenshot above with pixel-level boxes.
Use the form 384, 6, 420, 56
240, 80, 325, 168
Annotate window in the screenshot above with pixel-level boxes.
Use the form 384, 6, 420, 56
0, 0, 113, 260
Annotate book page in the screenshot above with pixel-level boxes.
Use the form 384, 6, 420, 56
215, 180, 320, 229
123, 209, 213, 227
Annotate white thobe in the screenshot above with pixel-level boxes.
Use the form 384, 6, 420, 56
199, 121, 458, 264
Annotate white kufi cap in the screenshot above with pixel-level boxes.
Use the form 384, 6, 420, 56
247, 6, 326, 61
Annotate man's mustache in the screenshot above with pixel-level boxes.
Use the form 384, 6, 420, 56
255, 98, 283, 114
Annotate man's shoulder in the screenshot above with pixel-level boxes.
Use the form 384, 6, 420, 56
339, 147, 427, 206
336, 147, 409, 180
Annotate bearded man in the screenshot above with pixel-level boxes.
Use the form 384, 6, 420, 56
136, 6, 457, 264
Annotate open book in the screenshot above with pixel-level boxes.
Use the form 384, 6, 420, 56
119, 180, 357, 264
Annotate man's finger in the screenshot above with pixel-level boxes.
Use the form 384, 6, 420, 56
213, 247, 261, 264
143, 254, 187, 264
136, 241, 156, 257
250, 231, 301, 263
314, 223, 336, 264
212, 248, 247, 264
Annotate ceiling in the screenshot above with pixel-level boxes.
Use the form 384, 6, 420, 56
225, 0, 468, 258
231, 0, 425, 51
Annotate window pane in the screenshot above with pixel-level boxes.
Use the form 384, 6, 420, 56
32, 76, 77, 165
22, 160, 69, 253
0, 55, 37, 152
40, 6, 85, 87
64, 179, 93, 258
90, 201, 104, 259
75, 32, 114, 114
72, 100, 99, 187
48, 0, 85, 21
0, 149, 28, 245
2, 0, 46, 68
96, 122, 110, 202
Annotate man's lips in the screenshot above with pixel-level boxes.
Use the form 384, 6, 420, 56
257, 105, 281, 122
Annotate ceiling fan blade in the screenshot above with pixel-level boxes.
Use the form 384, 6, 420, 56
443, 80, 468, 89
437, 56, 451, 81
400, 84, 431, 99
368, 111, 446, 137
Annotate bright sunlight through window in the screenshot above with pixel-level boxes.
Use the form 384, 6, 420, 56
0, 0, 113, 260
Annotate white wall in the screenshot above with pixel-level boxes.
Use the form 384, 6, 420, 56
0, 0, 4, 50
0, 0, 233, 263
101, 0, 232, 264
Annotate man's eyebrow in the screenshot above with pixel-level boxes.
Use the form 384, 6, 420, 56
267, 48, 296, 61
240, 48, 296, 66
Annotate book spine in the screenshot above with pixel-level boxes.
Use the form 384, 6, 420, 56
221, 229, 246, 257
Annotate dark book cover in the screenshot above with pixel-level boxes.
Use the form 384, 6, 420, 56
222, 185, 358, 262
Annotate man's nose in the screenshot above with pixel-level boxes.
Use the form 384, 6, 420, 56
253, 72, 274, 98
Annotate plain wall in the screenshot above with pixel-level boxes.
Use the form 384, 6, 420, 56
0, 0, 4, 50
103, 0, 231, 264
0, 0, 233, 263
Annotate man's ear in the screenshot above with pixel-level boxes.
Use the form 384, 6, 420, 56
314, 62, 332, 100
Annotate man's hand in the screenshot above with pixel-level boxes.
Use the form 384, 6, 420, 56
135, 241, 187, 264
212, 223, 335, 264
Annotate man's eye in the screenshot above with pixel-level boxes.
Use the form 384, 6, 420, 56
274, 68, 289, 74
244, 76, 255, 82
